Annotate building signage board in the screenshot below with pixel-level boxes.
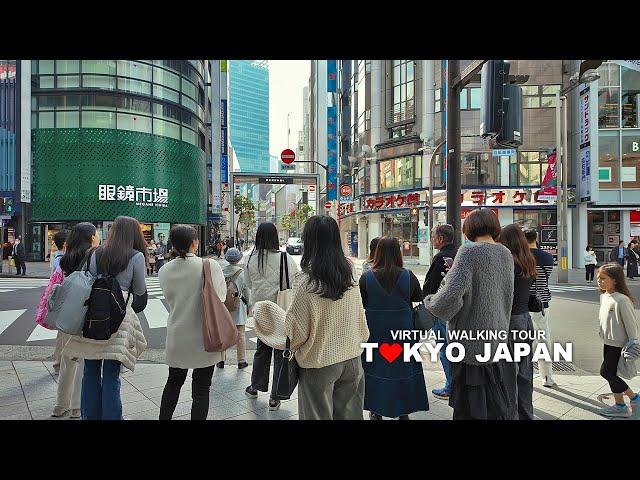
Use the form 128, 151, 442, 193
20, 60, 31, 203
579, 84, 592, 202
492, 149, 516, 157
99, 185, 168, 208
327, 104, 338, 201
258, 176, 293, 185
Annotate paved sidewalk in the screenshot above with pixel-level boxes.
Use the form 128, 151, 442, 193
1, 356, 638, 420
0, 261, 51, 279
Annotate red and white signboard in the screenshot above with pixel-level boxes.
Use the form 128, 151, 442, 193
325, 201, 332, 209
339, 184, 352, 197
281, 149, 295, 164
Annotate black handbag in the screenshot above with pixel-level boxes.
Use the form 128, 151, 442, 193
528, 294, 543, 313
272, 337, 299, 401
413, 300, 436, 332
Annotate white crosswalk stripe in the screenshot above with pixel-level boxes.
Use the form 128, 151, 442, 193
0, 278, 49, 295
0, 309, 27, 336
549, 285, 598, 292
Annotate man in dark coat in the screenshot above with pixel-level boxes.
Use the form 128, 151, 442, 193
422, 224, 458, 400
610, 241, 626, 267
12, 237, 26, 275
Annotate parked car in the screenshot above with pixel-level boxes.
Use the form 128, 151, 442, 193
286, 237, 303, 255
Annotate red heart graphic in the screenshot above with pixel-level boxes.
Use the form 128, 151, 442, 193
379, 343, 403, 363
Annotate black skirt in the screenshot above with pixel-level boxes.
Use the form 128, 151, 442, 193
448, 361, 511, 420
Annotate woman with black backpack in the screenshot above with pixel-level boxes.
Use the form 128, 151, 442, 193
63, 216, 148, 420
52, 222, 100, 418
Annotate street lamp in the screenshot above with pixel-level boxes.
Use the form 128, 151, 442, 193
556, 61, 601, 283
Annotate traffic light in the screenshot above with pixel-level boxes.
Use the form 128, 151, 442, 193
5, 198, 13, 213
480, 60, 509, 138
410, 207, 419, 222
495, 83, 523, 148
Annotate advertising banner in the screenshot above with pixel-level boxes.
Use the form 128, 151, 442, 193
538, 152, 558, 201
327, 103, 338, 201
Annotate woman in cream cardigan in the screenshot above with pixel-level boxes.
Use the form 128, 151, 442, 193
253, 216, 370, 420
158, 224, 227, 420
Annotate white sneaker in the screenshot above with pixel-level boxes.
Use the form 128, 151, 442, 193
543, 376, 557, 388
599, 404, 631, 418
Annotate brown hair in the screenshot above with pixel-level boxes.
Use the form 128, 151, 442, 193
462, 208, 501, 241
372, 237, 403, 293
498, 224, 537, 279
598, 263, 636, 304
99, 216, 148, 275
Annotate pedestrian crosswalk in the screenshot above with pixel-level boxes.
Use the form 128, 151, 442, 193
0, 277, 49, 294
145, 276, 164, 299
548, 284, 598, 293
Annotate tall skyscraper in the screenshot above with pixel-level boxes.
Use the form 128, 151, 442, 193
228, 60, 270, 172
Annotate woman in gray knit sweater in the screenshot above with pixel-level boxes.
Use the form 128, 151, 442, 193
425, 209, 514, 420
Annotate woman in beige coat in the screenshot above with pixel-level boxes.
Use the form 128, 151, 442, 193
158, 225, 227, 420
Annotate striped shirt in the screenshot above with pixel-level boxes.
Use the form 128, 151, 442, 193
529, 248, 554, 305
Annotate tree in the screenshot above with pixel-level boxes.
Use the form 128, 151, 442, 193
280, 214, 294, 233
295, 204, 314, 226
235, 194, 256, 249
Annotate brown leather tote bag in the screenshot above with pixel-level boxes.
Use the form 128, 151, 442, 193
201, 258, 239, 352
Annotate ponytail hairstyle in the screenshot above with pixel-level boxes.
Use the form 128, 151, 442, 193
169, 224, 198, 259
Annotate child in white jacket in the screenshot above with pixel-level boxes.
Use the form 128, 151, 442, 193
596, 263, 639, 418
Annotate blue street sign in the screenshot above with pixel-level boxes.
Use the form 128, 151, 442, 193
492, 149, 516, 157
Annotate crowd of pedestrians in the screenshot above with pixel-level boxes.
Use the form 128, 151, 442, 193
33, 208, 639, 421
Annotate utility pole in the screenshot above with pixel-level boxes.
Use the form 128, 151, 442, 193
445, 61, 461, 246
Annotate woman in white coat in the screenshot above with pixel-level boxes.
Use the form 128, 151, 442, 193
158, 224, 227, 420
244, 222, 298, 411
584, 244, 598, 282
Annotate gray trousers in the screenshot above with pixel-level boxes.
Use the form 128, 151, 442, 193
297, 357, 365, 420
504, 313, 535, 420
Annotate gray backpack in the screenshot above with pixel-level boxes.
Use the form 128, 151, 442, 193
47, 251, 97, 335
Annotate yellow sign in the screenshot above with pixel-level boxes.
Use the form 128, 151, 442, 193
561, 257, 567, 270
221, 60, 227, 72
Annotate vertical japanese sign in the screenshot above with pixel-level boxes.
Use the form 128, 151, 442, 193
20, 60, 31, 203
327, 60, 338, 201
210, 60, 221, 215
579, 84, 591, 202
220, 63, 229, 185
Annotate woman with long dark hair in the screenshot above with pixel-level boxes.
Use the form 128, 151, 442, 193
253, 216, 370, 419
627, 241, 639, 280
497, 224, 538, 420
359, 237, 428, 420
425, 209, 514, 420
361, 237, 380, 274
244, 222, 299, 411
52, 222, 100, 418
158, 225, 227, 420
63, 216, 148, 420
596, 263, 639, 418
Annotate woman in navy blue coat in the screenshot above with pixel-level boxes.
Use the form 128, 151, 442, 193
358, 237, 429, 420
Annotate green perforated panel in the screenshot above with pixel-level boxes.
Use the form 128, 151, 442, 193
32, 128, 206, 225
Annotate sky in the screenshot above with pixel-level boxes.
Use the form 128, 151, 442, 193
268, 60, 311, 158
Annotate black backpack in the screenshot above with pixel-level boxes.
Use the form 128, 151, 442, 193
83, 249, 133, 340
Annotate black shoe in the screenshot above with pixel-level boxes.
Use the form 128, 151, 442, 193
369, 412, 383, 420
245, 386, 258, 399
268, 399, 281, 411
237, 361, 249, 369
216, 361, 224, 368
398, 415, 410, 420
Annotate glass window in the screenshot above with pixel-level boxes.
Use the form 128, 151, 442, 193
460, 89, 468, 109
181, 95, 198, 113
621, 67, 640, 129
390, 60, 415, 125
39, 61, 54, 74
521, 86, 539, 96
56, 75, 80, 88
152, 84, 179, 103
57, 95, 81, 110
55, 111, 79, 128
519, 163, 541, 186
542, 85, 560, 95
598, 62, 620, 87
621, 129, 640, 188
118, 78, 151, 95
83, 75, 116, 90
56, 60, 79, 74
435, 88, 441, 113
82, 110, 116, 129
118, 97, 151, 115
524, 97, 540, 108
153, 119, 181, 140
599, 131, 620, 189
38, 111, 54, 128
469, 87, 481, 109
541, 96, 557, 108
39, 76, 55, 88
181, 79, 197, 99
153, 66, 180, 90
181, 126, 197, 145
599, 87, 620, 128
82, 60, 116, 75
117, 60, 152, 82
117, 113, 152, 134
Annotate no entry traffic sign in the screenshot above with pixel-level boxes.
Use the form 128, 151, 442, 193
339, 184, 352, 197
325, 201, 332, 209
281, 149, 296, 164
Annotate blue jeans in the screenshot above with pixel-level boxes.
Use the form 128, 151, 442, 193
81, 359, 123, 420
433, 318, 452, 392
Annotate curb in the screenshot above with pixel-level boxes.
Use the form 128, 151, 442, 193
0, 274, 49, 279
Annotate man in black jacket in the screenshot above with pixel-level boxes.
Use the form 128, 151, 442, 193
422, 224, 457, 399
12, 237, 26, 275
